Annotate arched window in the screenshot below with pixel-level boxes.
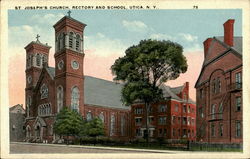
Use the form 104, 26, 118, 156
76, 34, 80, 51
56, 35, 60, 51
36, 54, 41, 67
26, 96, 31, 117
40, 84, 48, 99
99, 112, 105, 123
211, 104, 216, 119
86, 112, 92, 121
57, 86, 63, 113
121, 115, 125, 136
71, 86, 79, 112
29, 54, 32, 67
69, 32, 74, 49
110, 114, 115, 136
59, 33, 64, 50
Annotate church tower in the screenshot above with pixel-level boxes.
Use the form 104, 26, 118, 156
24, 36, 51, 117
53, 12, 86, 114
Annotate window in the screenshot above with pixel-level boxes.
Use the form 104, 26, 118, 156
121, 115, 125, 136
172, 128, 176, 137
135, 117, 142, 125
59, 33, 64, 50
69, 32, 74, 48
175, 104, 179, 112
172, 116, 176, 124
183, 105, 187, 113
57, 86, 63, 113
187, 117, 191, 125
134, 108, 143, 114
211, 104, 216, 119
236, 97, 241, 111
99, 112, 105, 123
148, 105, 153, 113
110, 114, 115, 136
183, 129, 187, 138
199, 89, 203, 99
219, 123, 223, 136
36, 54, 41, 66
211, 123, 215, 137
217, 78, 221, 93
218, 103, 223, 119
136, 129, 141, 136
183, 117, 187, 125
235, 72, 242, 89
26, 96, 31, 117
236, 121, 241, 137
188, 106, 190, 113
158, 129, 166, 137
86, 112, 92, 121
148, 116, 154, 123
178, 117, 181, 124
42, 55, 47, 66
56, 35, 60, 51
40, 84, 48, 99
71, 86, 79, 112
191, 118, 195, 125
76, 34, 80, 51
158, 116, 167, 125
212, 79, 216, 93
199, 107, 204, 118
159, 104, 167, 113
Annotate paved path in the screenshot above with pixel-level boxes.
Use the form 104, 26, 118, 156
10, 142, 176, 154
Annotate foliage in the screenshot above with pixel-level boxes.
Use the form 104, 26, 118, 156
111, 39, 187, 105
85, 117, 105, 137
53, 107, 83, 137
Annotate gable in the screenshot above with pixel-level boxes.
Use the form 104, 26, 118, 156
195, 51, 242, 87
34, 67, 54, 97
204, 38, 228, 64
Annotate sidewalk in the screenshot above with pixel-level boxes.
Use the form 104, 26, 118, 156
11, 142, 185, 153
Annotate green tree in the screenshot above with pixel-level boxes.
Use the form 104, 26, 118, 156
86, 117, 105, 136
111, 39, 187, 143
53, 107, 83, 144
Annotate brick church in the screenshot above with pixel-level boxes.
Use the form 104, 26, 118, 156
195, 19, 242, 143
24, 13, 196, 143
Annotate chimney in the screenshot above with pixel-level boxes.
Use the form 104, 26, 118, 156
223, 19, 235, 46
203, 38, 213, 57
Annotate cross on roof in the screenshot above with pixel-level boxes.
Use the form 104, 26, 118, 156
67, 10, 71, 17
36, 34, 40, 42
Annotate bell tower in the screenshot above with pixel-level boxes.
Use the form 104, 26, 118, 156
24, 36, 51, 117
53, 11, 86, 114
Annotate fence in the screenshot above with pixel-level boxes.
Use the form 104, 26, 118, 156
188, 142, 243, 151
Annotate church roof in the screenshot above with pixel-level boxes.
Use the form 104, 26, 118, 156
46, 67, 55, 79
84, 76, 129, 110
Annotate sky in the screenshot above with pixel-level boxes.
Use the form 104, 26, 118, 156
8, 9, 242, 107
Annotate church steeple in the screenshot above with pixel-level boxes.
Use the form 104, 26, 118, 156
24, 36, 51, 117
53, 12, 86, 114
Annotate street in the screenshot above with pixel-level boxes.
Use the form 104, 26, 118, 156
10, 142, 172, 153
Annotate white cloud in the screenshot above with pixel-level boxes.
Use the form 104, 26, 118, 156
8, 24, 55, 58
150, 33, 174, 41
122, 20, 148, 32
85, 32, 127, 57
149, 32, 202, 52
178, 33, 198, 42
31, 13, 64, 24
